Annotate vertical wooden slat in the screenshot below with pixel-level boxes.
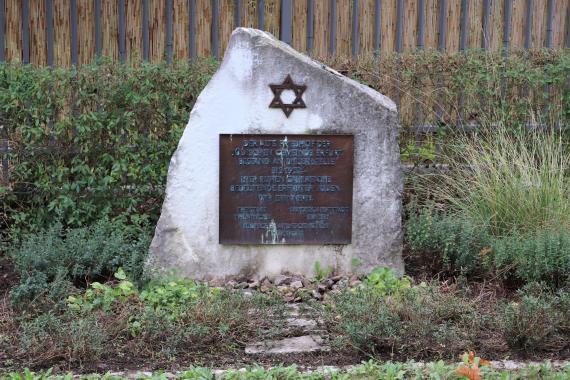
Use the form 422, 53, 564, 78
0, 0, 4, 62
150, 0, 165, 62
380, 0, 396, 54
459, 0, 468, 51
291, 0, 307, 53
78, 0, 95, 65
329, 0, 336, 54
395, 0, 403, 52
351, 0, 359, 56
530, 0, 545, 50
417, 0, 425, 49
424, 0, 438, 50
22, 0, 29, 63
172, 0, 188, 61
94, 0, 102, 55
219, 0, 235, 55
336, 0, 351, 56
402, 0, 417, 52
510, 0, 526, 50
313, 0, 329, 56
102, 0, 118, 60
552, 0, 568, 48
118, 0, 126, 62
124, 0, 142, 63
70, 0, 78, 65
488, 0, 505, 52
165, 0, 173, 61
196, 0, 211, 57
281, 0, 292, 44
264, 0, 280, 41
29, 0, 46, 66
54, 0, 70, 66
357, 0, 374, 55
467, 0, 482, 50
446, 0, 461, 52
373, 0, 381, 53
567, 1, 570, 48
307, 0, 314, 54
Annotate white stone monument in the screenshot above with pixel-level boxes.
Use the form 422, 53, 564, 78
146, 28, 403, 281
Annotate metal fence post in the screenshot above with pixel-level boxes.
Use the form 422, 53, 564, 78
329, 0, 336, 55
438, 0, 447, 52
545, 0, 554, 48
95, 0, 102, 56
373, 0, 381, 56
503, 0, 512, 55
118, 0, 126, 63
166, 0, 173, 62
71, 0, 78, 65
189, 0, 196, 60
143, 0, 149, 60
459, 0, 468, 52
22, 0, 29, 63
0, 0, 5, 62
307, 0, 314, 55
257, 0, 265, 30
417, 0, 425, 50
212, 0, 219, 58
396, 0, 403, 52
351, 0, 359, 56
235, 0, 241, 28
524, 0, 533, 49
482, 0, 490, 50
281, 0, 292, 45
46, 0, 53, 66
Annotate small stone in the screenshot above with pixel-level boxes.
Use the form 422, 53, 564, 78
260, 285, 270, 293
312, 290, 323, 300
322, 278, 334, 288
273, 275, 291, 286
261, 278, 272, 287
317, 284, 328, 293
236, 282, 249, 289
331, 284, 339, 291
290, 280, 303, 290
301, 278, 312, 287
277, 285, 290, 293
226, 280, 237, 288
242, 289, 253, 297
248, 280, 260, 289
331, 275, 343, 282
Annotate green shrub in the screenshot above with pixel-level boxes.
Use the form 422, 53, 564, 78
499, 283, 569, 353
364, 267, 411, 296
325, 285, 483, 359
493, 230, 570, 285
9, 218, 151, 307
406, 208, 489, 274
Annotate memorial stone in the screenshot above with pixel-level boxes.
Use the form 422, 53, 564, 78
146, 28, 403, 281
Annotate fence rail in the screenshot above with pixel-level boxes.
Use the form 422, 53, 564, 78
1, 0, 569, 66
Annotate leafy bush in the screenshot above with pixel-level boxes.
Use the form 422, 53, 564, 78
499, 283, 570, 353
325, 285, 484, 359
9, 218, 151, 307
364, 267, 411, 296
406, 208, 489, 274
1, 59, 217, 235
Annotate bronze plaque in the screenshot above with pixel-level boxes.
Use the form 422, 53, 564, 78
219, 134, 353, 244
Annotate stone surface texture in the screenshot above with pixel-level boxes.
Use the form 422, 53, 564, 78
147, 27, 403, 281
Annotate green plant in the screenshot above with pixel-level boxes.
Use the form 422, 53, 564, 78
364, 268, 411, 297
406, 208, 489, 274
67, 269, 138, 313
9, 218, 150, 308
313, 261, 333, 282
439, 128, 570, 237
499, 283, 568, 353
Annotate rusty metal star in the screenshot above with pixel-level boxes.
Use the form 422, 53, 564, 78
268, 75, 307, 118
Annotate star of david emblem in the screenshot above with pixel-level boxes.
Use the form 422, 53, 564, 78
268, 74, 307, 118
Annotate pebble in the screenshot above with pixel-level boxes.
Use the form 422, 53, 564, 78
290, 280, 303, 289
273, 275, 291, 286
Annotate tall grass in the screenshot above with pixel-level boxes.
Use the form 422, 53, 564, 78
440, 127, 570, 237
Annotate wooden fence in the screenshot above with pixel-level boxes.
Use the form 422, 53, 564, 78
1, 0, 569, 66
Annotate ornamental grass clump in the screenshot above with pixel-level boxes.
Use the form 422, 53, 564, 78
429, 127, 570, 283
442, 128, 570, 236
